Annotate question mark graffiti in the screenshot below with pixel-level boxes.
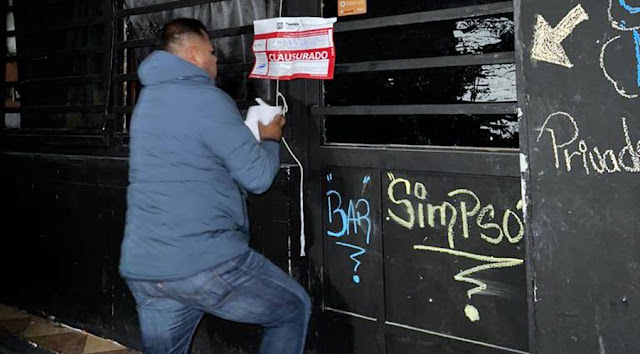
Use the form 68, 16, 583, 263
326, 173, 372, 284
336, 242, 366, 283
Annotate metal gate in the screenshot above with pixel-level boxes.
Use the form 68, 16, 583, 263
288, 1, 529, 353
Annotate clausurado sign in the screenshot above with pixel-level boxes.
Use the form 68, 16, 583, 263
249, 17, 337, 80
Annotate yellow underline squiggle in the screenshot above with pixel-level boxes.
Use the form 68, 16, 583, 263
413, 245, 524, 298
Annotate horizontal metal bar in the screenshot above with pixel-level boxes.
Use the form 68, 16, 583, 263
113, 73, 137, 82
1, 151, 130, 162
113, 106, 133, 114
318, 145, 519, 177
384, 321, 528, 353
21, 17, 105, 35
114, 99, 255, 115
335, 2, 513, 33
114, 62, 252, 81
12, 0, 68, 9
2, 131, 103, 137
2, 128, 86, 133
324, 307, 378, 322
116, 25, 253, 49
0, 133, 109, 147
117, 0, 227, 17
22, 74, 104, 86
209, 25, 254, 38
55, 45, 106, 56
25, 45, 107, 57
17, 105, 105, 113
335, 52, 515, 73
115, 38, 156, 50
311, 103, 517, 116
219, 63, 253, 73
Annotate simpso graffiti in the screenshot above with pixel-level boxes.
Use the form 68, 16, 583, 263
385, 172, 524, 322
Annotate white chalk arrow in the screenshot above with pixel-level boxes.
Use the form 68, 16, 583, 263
531, 4, 589, 68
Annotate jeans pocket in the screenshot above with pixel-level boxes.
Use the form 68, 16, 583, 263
165, 268, 234, 310
126, 280, 156, 310
219, 250, 265, 286
202, 287, 235, 312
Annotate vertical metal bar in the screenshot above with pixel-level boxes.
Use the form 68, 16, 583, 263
102, 0, 115, 144
112, 0, 124, 137
0, 0, 8, 132
12, 2, 29, 128
285, 0, 326, 352
513, 0, 535, 351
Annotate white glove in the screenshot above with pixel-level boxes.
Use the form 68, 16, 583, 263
244, 98, 284, 141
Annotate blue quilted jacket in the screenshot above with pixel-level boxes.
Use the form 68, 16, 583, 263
120, 51, 280, 280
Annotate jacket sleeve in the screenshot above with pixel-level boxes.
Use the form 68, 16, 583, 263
199, 90, 280, 194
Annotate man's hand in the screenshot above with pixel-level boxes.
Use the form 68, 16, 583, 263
258, 114, 286, 141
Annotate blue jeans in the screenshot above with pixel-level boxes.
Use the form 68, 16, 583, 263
126, 250, 311, 354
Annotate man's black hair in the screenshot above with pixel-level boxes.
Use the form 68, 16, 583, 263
160, 18, 208, 51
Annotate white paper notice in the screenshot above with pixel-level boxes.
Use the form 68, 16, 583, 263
249, 17, 337, 80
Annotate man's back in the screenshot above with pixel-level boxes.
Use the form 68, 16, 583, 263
120, 51, 280, 280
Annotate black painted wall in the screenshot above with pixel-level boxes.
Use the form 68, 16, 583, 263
0, 152, 306, 352
517, 0, 640, 352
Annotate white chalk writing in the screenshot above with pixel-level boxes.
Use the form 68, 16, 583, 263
386, 174, 524, 249
536, 112, 640, 174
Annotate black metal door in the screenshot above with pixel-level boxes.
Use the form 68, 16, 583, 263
289, 1, 529, 353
